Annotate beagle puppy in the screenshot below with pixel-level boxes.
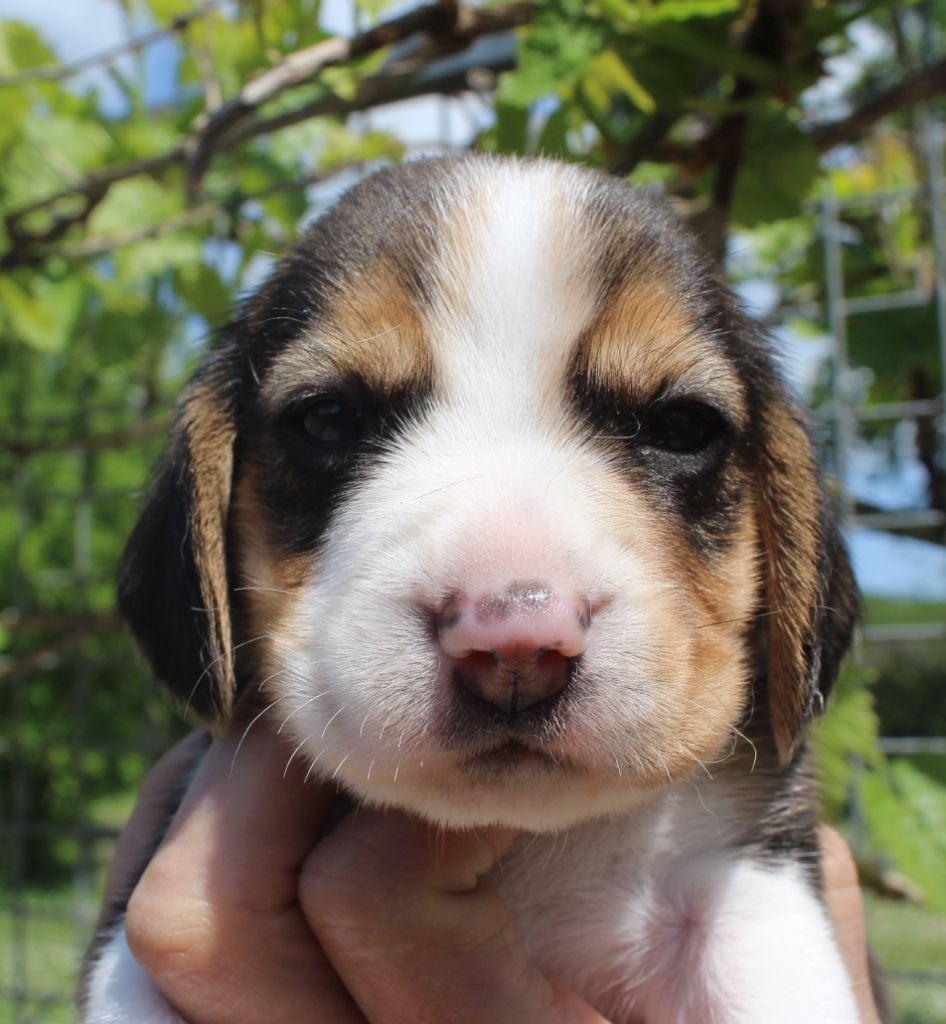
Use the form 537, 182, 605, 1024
81, 155, 863, 1022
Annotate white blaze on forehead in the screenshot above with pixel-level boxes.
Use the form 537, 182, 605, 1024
428, 162, 598, 418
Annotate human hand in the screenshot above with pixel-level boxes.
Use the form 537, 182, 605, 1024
90, 722, 882, 1024
819, 825, 884, 1024
107, 720, 608, 1024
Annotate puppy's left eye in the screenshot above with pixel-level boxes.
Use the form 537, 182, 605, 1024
296, 395, 367, 447
644, 401, 726, 454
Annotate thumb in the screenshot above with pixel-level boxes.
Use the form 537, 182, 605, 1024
301, 808, 611, 1024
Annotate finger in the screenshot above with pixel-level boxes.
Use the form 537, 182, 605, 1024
126, 716, 366, 1024
819, 826, 882, 1024
99, 730, 210, 928
301, 809, 610, 1024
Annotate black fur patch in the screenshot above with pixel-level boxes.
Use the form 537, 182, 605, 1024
248, 375, 434, 556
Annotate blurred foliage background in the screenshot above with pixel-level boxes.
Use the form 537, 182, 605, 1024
0, 0, 944, 1021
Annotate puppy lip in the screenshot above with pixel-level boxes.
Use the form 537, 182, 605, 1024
458, 738, 565, 771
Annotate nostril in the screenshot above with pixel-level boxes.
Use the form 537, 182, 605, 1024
452, 651, 577, 716
537, 648, 567, 674
464, 650, 498, 673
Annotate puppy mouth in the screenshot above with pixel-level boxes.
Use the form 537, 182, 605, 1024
457, 738, 571, 777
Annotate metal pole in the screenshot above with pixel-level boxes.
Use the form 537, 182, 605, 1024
821, 188, 856, 517
921, 115, 946, 466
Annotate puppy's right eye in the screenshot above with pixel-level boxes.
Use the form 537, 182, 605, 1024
295, 395, 367, 447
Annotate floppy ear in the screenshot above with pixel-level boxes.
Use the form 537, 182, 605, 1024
757, 399, 859, 762
118, 373, 238, 723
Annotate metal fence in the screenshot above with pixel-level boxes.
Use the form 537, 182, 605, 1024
0, 73, 944, 1024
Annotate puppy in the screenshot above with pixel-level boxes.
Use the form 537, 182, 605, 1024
80, 155, 863, 1022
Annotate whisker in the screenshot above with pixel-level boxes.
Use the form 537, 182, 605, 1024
255, 665, 290, 694
185, 633, 274, 714
230, 697, 286, 775
332, 750, 354, 780
303, 739, 339, 785
320, 704, 347, 740
283, 735, 310, 778
277, 691, 328, 733
695, 608, 784, 630
378, 711, 395, 743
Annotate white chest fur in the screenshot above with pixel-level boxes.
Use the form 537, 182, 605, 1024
495, 786, 860, 1024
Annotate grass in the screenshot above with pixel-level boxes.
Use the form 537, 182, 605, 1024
866, 894, 946, 1024
0, 894, 86, 1024
0, 790, 131, 1024
862, 596, 946, 626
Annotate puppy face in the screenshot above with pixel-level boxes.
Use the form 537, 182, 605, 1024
120, 157, 857, 831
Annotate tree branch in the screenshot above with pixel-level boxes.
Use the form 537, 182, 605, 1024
0, 610, 122, 683
1, 0, 531, 269
810, 55, 946, 153
704, 0, 808, 261
642, 55, 946, 178
59, 203, 222, 260
0, 5, 214, 88
222, 34, 518, 153
0, 417, 170, 457
5, 161, 368, 271
185, 0, 456, 189
184, 0, 533, 191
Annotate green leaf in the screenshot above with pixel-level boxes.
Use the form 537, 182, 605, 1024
537, 105, 571, 158
113, 119, 181, 161
0, 275, 84, 352
115, 233, 204, 281
498, 3, 606, 108
322, 65, 361, 103
862, 762, 946, 912
814, 663, 883, 821
638, 0, 740, 22
354, 0, 398, 18
23, 114, 113, 171
644, 23, 777, 83
495, 103, 530, 154
731, 109, 819, 226
144, 0, 194, 19
0, 18, 56, 75
87, 178, 182, 237
175, 261, 233, 322
584, 49, 656, 115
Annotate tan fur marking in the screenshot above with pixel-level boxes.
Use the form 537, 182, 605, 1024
758, 404, 822, 760
579, 281, 746, 418
182, 384, 237, 718
583, 458, 757, 787
229, 466, 315, 699
264, 265, 427, 409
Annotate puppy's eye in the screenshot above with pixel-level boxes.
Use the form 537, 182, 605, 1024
645, 401, 725, 454
297, 396, 367, 446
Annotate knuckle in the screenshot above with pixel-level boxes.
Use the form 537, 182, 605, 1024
299, 840, 384, 935
124, 866, 217, 982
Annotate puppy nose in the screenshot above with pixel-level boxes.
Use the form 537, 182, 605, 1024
436, 581, 590, 714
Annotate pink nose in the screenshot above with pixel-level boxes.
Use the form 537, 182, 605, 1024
437, 581, 590, 715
